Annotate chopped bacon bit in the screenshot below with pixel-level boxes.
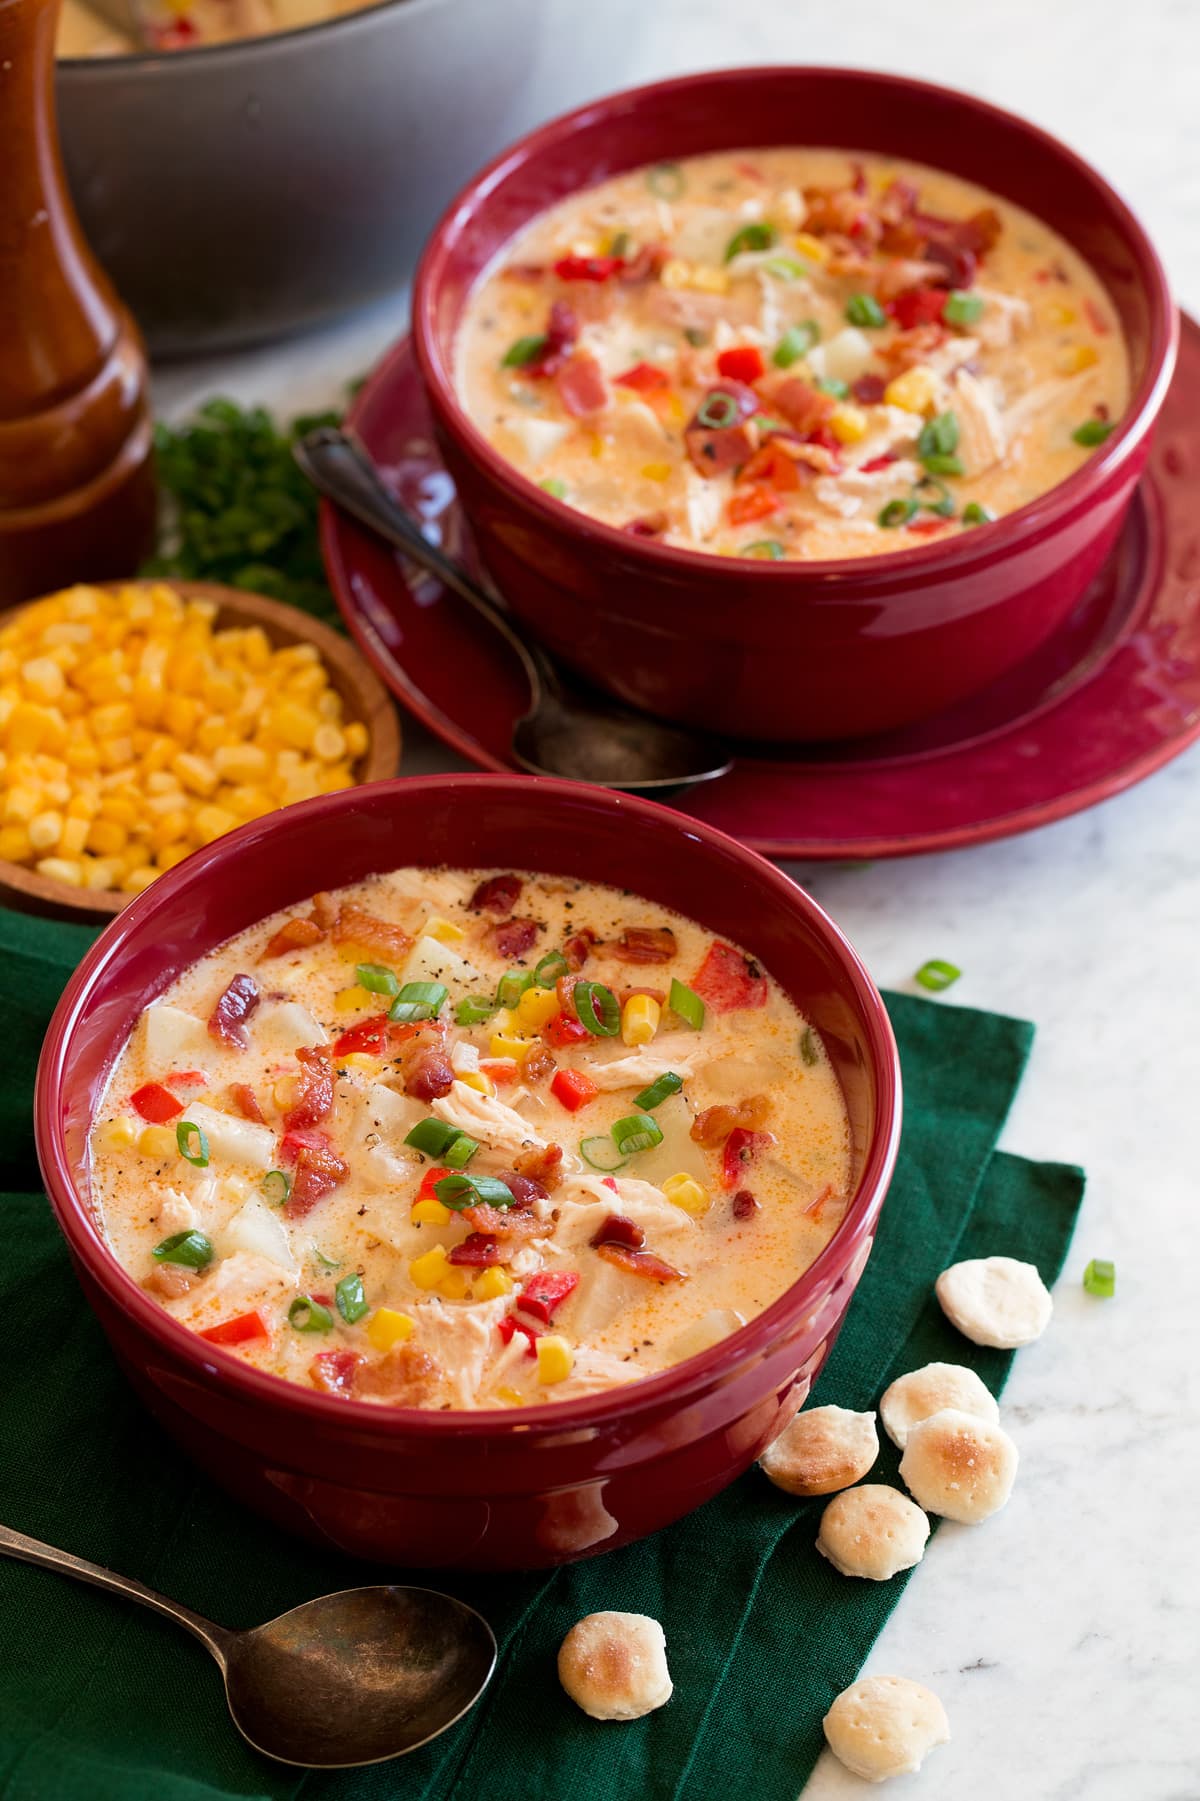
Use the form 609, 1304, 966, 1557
310, 1349, 363, 1397
685, 381, 759, 477
403, 1046, 455, 1102
311, 891, 340, 930
692, 940, 768, 1012
691, 1093, 772, 1148
858, 452, 898, 474
732, 1189, 760, 1220
513, 1143, 564, 1193
543, 1010, 590, 1049
596, 1244, 684, 1283
555, 350, 611, 419
498, 1315, 541, 1356
130, 1082, 183, 1124
524, 300, 579, 377
502, 262, 547, 284
563, 929, 597, 971
332, 904, 412, 966
518, 1269, 579, 1323
612, 925, 676, 965
522, 1042, 556, 1084
728, 486, 780, 526
285, 1144, 350, 1218
619, 242, 670, 283
555, 971, 583, 1015
461, 1204, 543, 1240
282, 1045, 334, 1132
739, 442, 802, 493
493, 916, 539, 959
332, 1013, 391, 1058
851, 373, 888, 406
279, 1125, 331, 1164
200, 1310, 269, 1347
261, 916, 324, 959
207, 973, 260, 1050
142, 1262, 201, 1299
469, 873, 523, 915
447, 1233, 505, 1267
879, 322, 947, 373
770, 377, 836, 437
589, 1212, 646, 1250
625, 512, 670, 537
615, 361, 671, 392
553, 254, 625, 282
230, 1082, 265, 1123
735, 159, 764, 183
722, 1127, 777, 1190
1083, 297, 1110, 335
356, 1343, 443, 1405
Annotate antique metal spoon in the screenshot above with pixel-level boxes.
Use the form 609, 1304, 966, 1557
296, 426, 733, 792
0, 1521, 496, 1768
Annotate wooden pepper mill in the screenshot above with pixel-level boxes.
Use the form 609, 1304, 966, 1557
0, 0, 157, 605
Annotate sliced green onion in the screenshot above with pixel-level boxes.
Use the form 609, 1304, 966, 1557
743, 540, 785, 560
502, 335, 548, 368
916, 477, 957, 518
683, 326, 709, 348
456, 993, 497, 1026
696, 390, 741, 430
647, 161, 685, 201
918, 412, 959, 461
176, 1120, 210, 1167
1072, 418, 1116, 447
943, 289, 985, 327
668, 977, 705, 1030
539, 477, 568, 500
311, 1247, 342, 1271
609, 231, 632, 259
335, 1272, 369, 1324
816, 377, 849, 399
534, 949, 570, 987
878, 498, 919, 529
633, 1071, 684, 1111
288, 1295, 334, 1332
772, 321, 819, 369
754, 415, 789, 436
611, 1112, 665, 1156
261, 1168, 291, 1207
845, 293, 886, 329
404, 1117, 461, 1157
434, 1172, 516, 1211
724, 222, 778, 262
580, 1135, 628, 1173
355, 961, 399, 997
152, 1229, 213, 1270
799, 1027, 819, 1068
914, 958, 961, 993
762, 256, 811, 282
388, 981, 448, 1024
921, 453, 965, 478
574, 980, 620, 1037
1082, 1257, 1115, 1298
495, 968, 534, 1011
441, 1132, 479, 1170
962, 502, 995, 527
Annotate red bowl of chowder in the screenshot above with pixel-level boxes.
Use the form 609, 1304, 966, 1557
35, 775, 899, 1570
409, 67, 1177, 741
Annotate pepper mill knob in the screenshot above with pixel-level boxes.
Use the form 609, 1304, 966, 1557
0, 0, 156, 605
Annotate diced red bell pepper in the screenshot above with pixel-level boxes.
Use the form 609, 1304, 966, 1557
728, 486, 780, 526
691, 940, 769, 1013
717, 345, 766, 384
519, 1269, 579, 1323
553, 254, 624, 282
332, 1013, 391, 1058
166, 1069, 206, 1087
480, 1059, 519, 1087
279, 1126, 330, 1164
889, 285, 948, 330
544, 1011, 590, 1049
722, 1127, 777, 1190
207, 972, 261, 1050
615, 361, 671, 392
1084, 297, 1110, 335
740, 442, 802, 493
282, 1044, 334, 1132
416, 1164, 454, 1202
551, 1068, 599, 1112
310, 1349, 362, 1396
199, 1310, 268, 1346
447, 1233, 504, 1267
285, 1144, 349, 1217
498, 1314, 541, 1356
130, 1082, 183, 1124
858, 452, 897, 474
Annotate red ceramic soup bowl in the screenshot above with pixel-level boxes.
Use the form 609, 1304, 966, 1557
35, 775, 900, 1571
409, 65, 1177, 743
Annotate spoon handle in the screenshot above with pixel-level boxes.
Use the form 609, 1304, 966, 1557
0, 1520, 231, 1664
294, 426, 548, 703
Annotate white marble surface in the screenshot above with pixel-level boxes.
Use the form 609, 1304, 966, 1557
155, 5, 1200, 1794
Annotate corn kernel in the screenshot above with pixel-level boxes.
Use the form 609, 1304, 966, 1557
27, 810, 63, 852
171, 752, 218, 797
474, 1267, 514, 1301
155, 843, 192, 873
640, 462, 673, 483
621, 993, 661, 1047
312, 724, 346, 762
334, 986, 366, 1015
536, 1335, 574, 1384
0, 824, 31, 860
495, 1385, 525, 1405
138, 1124, 175, 1159
120, 865, 158, 895
267, 700, 320, 751
65, 790, 98, 819
3, 784, 38, 823
343, 721, 369, 759
91, 702, 134, 739
1059, 343, 1099, 374
829, 403, 869, 445
1046, 302, 1077, 327
426, 916, 466, 945
660, 257, 693, 289
516, 985, 560, 1031
411, 1197, 452, 1227
60, 815, 90, 856
96, 1116, 137, 1150
367, 1308, 414, 1351
340, 1051, 380, 1072
213, 743, 268, 782
794, 232, 830, 263
21, 657, 65, 703
87, 817, 128, 857
83, 857, 122, 891
436, 1267, 471, 1301
97, 795, 139, 830
193, 803, 237, 845
490, 1031, 531, 1064
36, 856, 82, 886
883, 366, 938, 415
663, 1172, 712, 1216
151, 809, 189, 852
409, 1244, 452, 1290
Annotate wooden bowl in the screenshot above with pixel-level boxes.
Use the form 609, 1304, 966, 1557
0, 580, 401, 923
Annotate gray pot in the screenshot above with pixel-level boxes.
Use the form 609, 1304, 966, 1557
57, 0, 645, 356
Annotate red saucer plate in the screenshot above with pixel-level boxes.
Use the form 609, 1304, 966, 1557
321, 318, 1200, 859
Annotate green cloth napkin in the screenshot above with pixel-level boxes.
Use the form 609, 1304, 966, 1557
0, 909, 1084, 1801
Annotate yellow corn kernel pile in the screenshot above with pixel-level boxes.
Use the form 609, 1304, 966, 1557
0, 583, 370, 894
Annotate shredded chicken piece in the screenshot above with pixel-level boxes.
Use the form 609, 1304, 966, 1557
155, 1187, 198, 1234
972, 288, 1032, 350
431, 1081, 552, 1154
952, 369, 1008, 476
583, 1040, 697, 1091
410, 1297, 508, 1407
923, 334, 981, 380
814, 456, 923, 518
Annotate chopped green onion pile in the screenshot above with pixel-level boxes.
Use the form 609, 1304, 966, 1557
917, 412, 963, 478
435, 1172, 517, 1211
289, 1295, 334, 1332
611, 1113, 665, 1156
962, 501, 995, 527
943, 290, 985, 327
742, 539, 786, 560
152, 1230, 213, 1270
633, 1071, 684, 1111
496, 969, 533, 1011
534, 949, 570, 987
1072, 418, 1116, 447
539, 477, 568, 499
456, 994, 497, 1026
261, 1168, 291, 1206
763, 256, 811, 282
502, 335, 549, 368
405, 1117, 480, 1171
1082, 1258, 1115, 1298
388, 982, 447, 1024
335, 1272, 369, 1324
668, 978, 705, 1030
914, 959, 962, 993
356, 962, 399, 997
773, 321, 819, 368
580, 1135, 628, 1173
845, 293, 886, 329
574, 981, 620, 1036
724, 222, 778, 262
878, 498, 919, 529
816, 376, 850, 400
176, 1120, 210, 1167
442, 1132, 479, 1170
798, 1027, 819, 1067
